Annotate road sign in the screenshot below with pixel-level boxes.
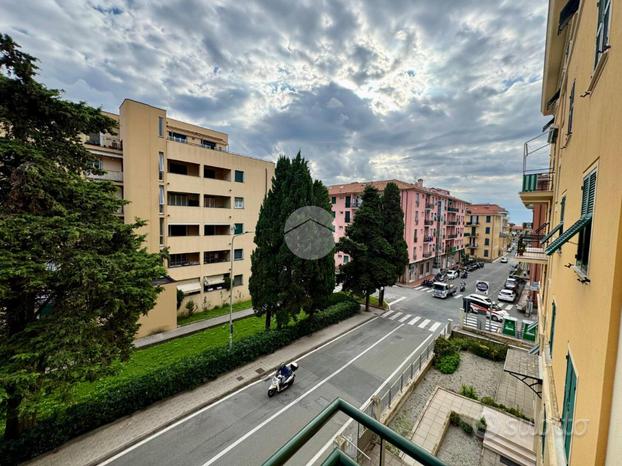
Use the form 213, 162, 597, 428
475, 280, 489, 295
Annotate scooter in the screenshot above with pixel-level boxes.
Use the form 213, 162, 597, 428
461, 271, 468, 279
459, 281, 466, 292
268, 362, 298, 397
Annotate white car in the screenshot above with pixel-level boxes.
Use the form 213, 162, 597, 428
465, 294, 509, 322
504, 277, 518, 290
498, 289, 516, 303
446, 270, 459, 280
500, 257, 508, 263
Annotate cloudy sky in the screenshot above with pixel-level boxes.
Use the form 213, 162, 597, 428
1, 0, 550, 223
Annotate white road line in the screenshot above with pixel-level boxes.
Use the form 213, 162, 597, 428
201, 324, 406, 466
454, 294, 463, 299
389, 311, 402, 320
425, 289, 433, 293
98, 317, 381, 466
383, 310, 395, 318
399, 314, 411, 323
306, 332, 435, 466
387, 296, 406, 307
506, 304, 513, 310
418, 318, 431, 329
415, 286, 424, 291
408, 316, 421, 326
428, 322, 441, 333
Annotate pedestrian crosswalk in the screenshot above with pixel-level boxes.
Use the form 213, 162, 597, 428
380, 311, 443, 333
463, 314, 502, 333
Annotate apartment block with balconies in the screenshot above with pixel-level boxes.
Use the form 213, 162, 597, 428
84, 99, 274, 338
464, 204, 510, 262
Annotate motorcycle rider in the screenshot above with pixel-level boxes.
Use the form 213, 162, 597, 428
276, 363, 292, 390
459, 281, 466, 292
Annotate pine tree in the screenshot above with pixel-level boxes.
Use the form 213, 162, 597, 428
378, 182, 409, 305
0, 35, 165, 439
338, 185, 393, 310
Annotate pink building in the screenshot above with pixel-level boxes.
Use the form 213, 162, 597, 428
328, 179, 468, 284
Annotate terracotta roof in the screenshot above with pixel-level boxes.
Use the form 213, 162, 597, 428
328, 179, 420, 195
466, 203, 508, 215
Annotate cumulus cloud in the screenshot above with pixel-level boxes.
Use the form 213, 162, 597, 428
0, 0, 549, 222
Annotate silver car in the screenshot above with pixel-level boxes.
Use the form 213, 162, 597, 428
498, 289, 516, 303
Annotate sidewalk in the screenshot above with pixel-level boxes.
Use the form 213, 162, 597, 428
134, 308, 255, 348
30, 309, 380, 466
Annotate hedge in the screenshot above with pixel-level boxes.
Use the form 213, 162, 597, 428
0, 299, 359, 464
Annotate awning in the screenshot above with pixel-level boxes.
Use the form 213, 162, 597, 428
540, 222, 563, 244
545, 213, 592, 255
204, 275, 225, 286
177, 282, 201, 295
546, 89, 561, 109
542, 118, 555, 132
504, 348, 542, 398
558, 0, 580, 33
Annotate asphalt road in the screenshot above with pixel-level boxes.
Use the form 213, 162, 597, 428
101, 255, 522, 466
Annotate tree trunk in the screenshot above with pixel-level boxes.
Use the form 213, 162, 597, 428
4, 387, 21, 440
378, 287, 385, 307
365, 293, 370, 312
265, 308, 272, 330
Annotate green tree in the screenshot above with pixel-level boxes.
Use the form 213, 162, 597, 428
0, 35, 165, 440
338, 185, 393, 310
378, 182, 409, 306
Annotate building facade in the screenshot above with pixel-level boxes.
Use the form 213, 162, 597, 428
464, 204, 510, 261
518, 1, 622, 465
85, 99, 274, 338
328, 179, 467, 284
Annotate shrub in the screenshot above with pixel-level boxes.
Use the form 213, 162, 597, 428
460, 384, 478, 400
434, 337, 458, 359
0, 300, 360, 464
450, 336, 507, 361
449, 411, 473, 435
480, 396, 531, 422
435, 353, 460, 374
185, 299, 197, 316
476, 416, 487, 433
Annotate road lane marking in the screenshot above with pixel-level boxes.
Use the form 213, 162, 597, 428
408, 316, 421, 326
389, 312, 402, 320
418, 318, 431, 329
387, 296, 406, 307
425, 289, 433, 293
415, 286, 424, 290
201, 323, 406, 466
306, 332, 435, 466
506, 304, 513, 310
429, 322, 441, 332
454, 294, 463, 299
399, 314, 410, 323
98, 316, 382, 466
383, 310, 395, 318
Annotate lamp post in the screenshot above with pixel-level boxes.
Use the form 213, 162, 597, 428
229, 229, 253, 350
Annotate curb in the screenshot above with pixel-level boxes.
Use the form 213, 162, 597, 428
73, 311, 378, 466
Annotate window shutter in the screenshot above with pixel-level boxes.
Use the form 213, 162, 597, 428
586, 171, 597, 214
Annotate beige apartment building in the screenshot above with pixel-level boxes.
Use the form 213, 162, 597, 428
85, 99, 274, 338
516, 0, 622, 465
464, 204, 510, 261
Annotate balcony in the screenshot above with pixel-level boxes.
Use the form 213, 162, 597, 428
447, 207, 459, 213
447, 221, 458, 226
424, 219, 434, 226
468, 243, 478, 249
447, 234, 458, 239
516, 235, 548, 264
85, 132, 123, 152
520, 133, 554, 207
424, 236, 434, 243
423, 251, 433, 258
89, 170, 123, 183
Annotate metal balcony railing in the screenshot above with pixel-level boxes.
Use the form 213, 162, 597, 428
522, 131, 554, 193
424, 236, 434, 243
522, 171, 554, 192
168, 135, 229, 153
425, 203, 435, 209
447, 207, 459, 213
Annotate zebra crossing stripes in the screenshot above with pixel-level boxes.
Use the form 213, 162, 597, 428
415, 286, 425, 291
408, 316, 421, 326
464, 314, 502, 332
389, 311, 402, 320
429, 322, 441, 332
418, 318, 431, 328
399, 314, 411, 323
425, 289, 433, 293
383, 310, 394, 318
454, 294, 463, 299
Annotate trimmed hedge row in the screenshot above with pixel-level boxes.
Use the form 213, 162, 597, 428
0, 299, 359, 464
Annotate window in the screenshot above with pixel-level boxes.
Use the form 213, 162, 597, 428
561, 354, 578, 461
331, 196, 336, 204
234, 197, 244, 209
169, 253, 199, 267
484, 238, 490, 246
158, 116, 164, 137
549, 303, 556, 356
201, 139, 216, 149
158, 152, 164, 180
168, 192, 200, 207
233, 274, 243, 286
484, 249, 489, 257
577, 170, 596, 271
234, 170, 244, 182
343, 255, 350, 264
486, 216, 491, 223
168, 161, 188, 175
159, 218, 164, 246
595, 0, 612, 66
234, 223, 243, 235
568, 80, 575, 135
159, 186, 165, 213
345, 196, 351, 208
415, 211, 419, 225
560, 196, 566, 234
345, 211, 351, 223
485, 227, 491, 234
168, 225, 199, 236
234, 249, 244, 261
168, 131, 187, 143
204, 250, 229, 264
205, 225, 230, 236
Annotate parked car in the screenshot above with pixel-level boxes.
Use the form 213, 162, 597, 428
497, 288, 516, 303
466, 263, 479, 272
500, 256, 508, 263
504, 277, 518, 290
477, 262, 485, 268
433, 282, 457, 299
463, 294, 509, 321
446, 270, 459, 280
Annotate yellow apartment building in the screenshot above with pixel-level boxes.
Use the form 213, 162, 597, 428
517, 0, 622, 464
464, 204, 510, 261
85, 99, 274, 338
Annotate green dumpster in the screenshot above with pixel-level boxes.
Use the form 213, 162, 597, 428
522, 320, 537, 342
502, 317, 517, 337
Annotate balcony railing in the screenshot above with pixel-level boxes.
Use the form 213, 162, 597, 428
168, 135, 229, 153
424, 236, 434, 243
425, 203, 435, 209
447, 234, 458, 239
447, 221, 458, 226
423, 252, 433, 258
89, 170, 123, 182
447, 207, 459, 213
424, 219, 434, 226
522, 171, 553, 192
516, 234, 548, 263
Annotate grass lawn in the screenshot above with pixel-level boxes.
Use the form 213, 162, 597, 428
350, 293, 388, 309
177, 299, 253, 326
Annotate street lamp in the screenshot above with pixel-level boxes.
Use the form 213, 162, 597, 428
229, 228, 253, 350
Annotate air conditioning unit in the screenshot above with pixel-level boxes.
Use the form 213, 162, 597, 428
547, 126, 559, 144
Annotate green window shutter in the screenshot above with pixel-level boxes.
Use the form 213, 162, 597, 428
545, 213, 592, 254
540, 222, 564, 244
581, 171, 597, 215
549, 303, 556, 356
562, 355, 577, 461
